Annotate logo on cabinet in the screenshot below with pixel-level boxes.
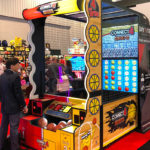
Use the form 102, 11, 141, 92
88, 0, 99, 17
81, 131, 91, 150
39, 2, 58, 15
111, 26, 135, 37
106, 100, 136, 133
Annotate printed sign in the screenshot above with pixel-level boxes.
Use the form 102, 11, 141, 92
106, 100, 137, 132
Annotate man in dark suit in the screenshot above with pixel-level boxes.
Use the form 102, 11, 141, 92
0, 58, 28, 150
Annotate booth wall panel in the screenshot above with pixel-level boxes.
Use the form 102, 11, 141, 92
45, 24, 70, 54
46, 16, 85, 49
0, 16, 29, 43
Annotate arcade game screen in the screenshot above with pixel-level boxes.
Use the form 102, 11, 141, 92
102, 24, 138, 93
102, 24, 138, 58
63, 55, 87, 98
65, 55, 85, 72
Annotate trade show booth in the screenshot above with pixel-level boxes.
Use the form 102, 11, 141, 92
18, 0, 150, 149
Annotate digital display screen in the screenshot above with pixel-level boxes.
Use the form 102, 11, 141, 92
65, 55, 85, 72
103, 59, 138, 93
63, 106, 71, 113
102, 24, 138, 58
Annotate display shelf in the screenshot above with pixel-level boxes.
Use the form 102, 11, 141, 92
0, 46, 30, 67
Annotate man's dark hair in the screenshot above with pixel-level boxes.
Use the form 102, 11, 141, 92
6, 58, 19, 69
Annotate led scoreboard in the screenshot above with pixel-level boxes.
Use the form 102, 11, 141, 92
102, 59, 138, 93
102, 24, 138, 93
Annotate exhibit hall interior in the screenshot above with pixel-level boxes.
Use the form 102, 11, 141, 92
1, 0, 150, 150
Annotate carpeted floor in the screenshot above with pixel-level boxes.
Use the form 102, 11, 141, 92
106, 130, 150, 150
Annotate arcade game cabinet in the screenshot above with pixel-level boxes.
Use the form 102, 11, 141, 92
19, 0, 150, 150
101, 1, 150, 135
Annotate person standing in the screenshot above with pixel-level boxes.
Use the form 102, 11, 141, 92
46, 56, 59, 94
0, 56, 5, 75
0, 58, 28, 150
65, 60, 76, 78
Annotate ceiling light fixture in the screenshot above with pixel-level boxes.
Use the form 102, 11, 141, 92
112, 0, 122, 2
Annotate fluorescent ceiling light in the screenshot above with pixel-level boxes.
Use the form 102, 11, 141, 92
112, 0, 122, 2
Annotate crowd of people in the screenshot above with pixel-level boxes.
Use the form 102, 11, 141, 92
45, 56, 76, 94
0, 55, 76, 99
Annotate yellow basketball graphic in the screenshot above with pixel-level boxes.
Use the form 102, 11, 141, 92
89, 74, 100, 91
88, 25, 100, 43
89, 98, 100, 115
89, 50, 100, 67
128, 104, 136, 122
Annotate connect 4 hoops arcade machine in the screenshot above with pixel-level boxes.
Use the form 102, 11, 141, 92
18, 0, 150, 149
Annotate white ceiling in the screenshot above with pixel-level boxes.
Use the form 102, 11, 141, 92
131, 2, 150, 21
